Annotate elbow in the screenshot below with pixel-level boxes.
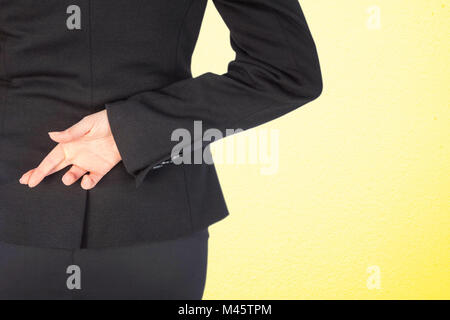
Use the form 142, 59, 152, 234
305, 72, 323, 101
287, 66, 323, 107
298, 60, 323, 101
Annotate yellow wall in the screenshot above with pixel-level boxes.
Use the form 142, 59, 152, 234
193, 0, 449, 299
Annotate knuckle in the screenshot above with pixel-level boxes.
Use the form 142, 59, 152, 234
82, 115, 92, 124
61, 147, 74, 162
34, 167, 44, 176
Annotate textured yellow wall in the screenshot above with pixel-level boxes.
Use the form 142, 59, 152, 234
193, 0, 449, 299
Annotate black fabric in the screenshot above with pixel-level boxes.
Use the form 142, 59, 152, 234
0, 228, 209, 300
0, 0, 322, 249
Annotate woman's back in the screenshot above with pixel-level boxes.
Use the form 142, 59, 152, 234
0, 0, 322, 249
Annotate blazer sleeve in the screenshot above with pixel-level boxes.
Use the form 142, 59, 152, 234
105, 0, 323, 187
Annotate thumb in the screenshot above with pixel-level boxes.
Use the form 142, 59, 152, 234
49, 116, 93, 143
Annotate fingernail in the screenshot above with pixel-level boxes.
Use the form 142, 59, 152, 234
19, 173, 28, 184
48, 132, 61, 138
62, 174, 73, 186
81, 177, 92, 190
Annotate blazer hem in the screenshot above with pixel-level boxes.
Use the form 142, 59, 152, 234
0, 209, 228, 250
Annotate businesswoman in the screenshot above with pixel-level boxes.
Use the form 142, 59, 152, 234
0, 0, 322, 299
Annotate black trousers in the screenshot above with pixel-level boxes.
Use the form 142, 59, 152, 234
0, 229, 209, 300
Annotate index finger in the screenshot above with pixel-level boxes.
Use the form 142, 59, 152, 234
27, 144, 68, 188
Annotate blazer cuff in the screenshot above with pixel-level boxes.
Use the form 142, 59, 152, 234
105, 101, 176, 188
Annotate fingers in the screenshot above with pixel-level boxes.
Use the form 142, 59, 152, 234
81, 172, 103, 190
27, 144, 67, 188
21, 164, 101, 189
62, 165, 88, 186
19, 169, 34, 185
48, 116, 93, 143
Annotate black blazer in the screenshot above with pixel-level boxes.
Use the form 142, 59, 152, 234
0, 0, 322, 249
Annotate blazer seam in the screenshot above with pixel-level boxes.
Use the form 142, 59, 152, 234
78, 0, 94, 248
0, 33, 9, 137
274, 11, 301, 70
88, 0, 94, 109
173, 0, 195, 77
0, 35, 7, 80
175, 0, 196, 233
